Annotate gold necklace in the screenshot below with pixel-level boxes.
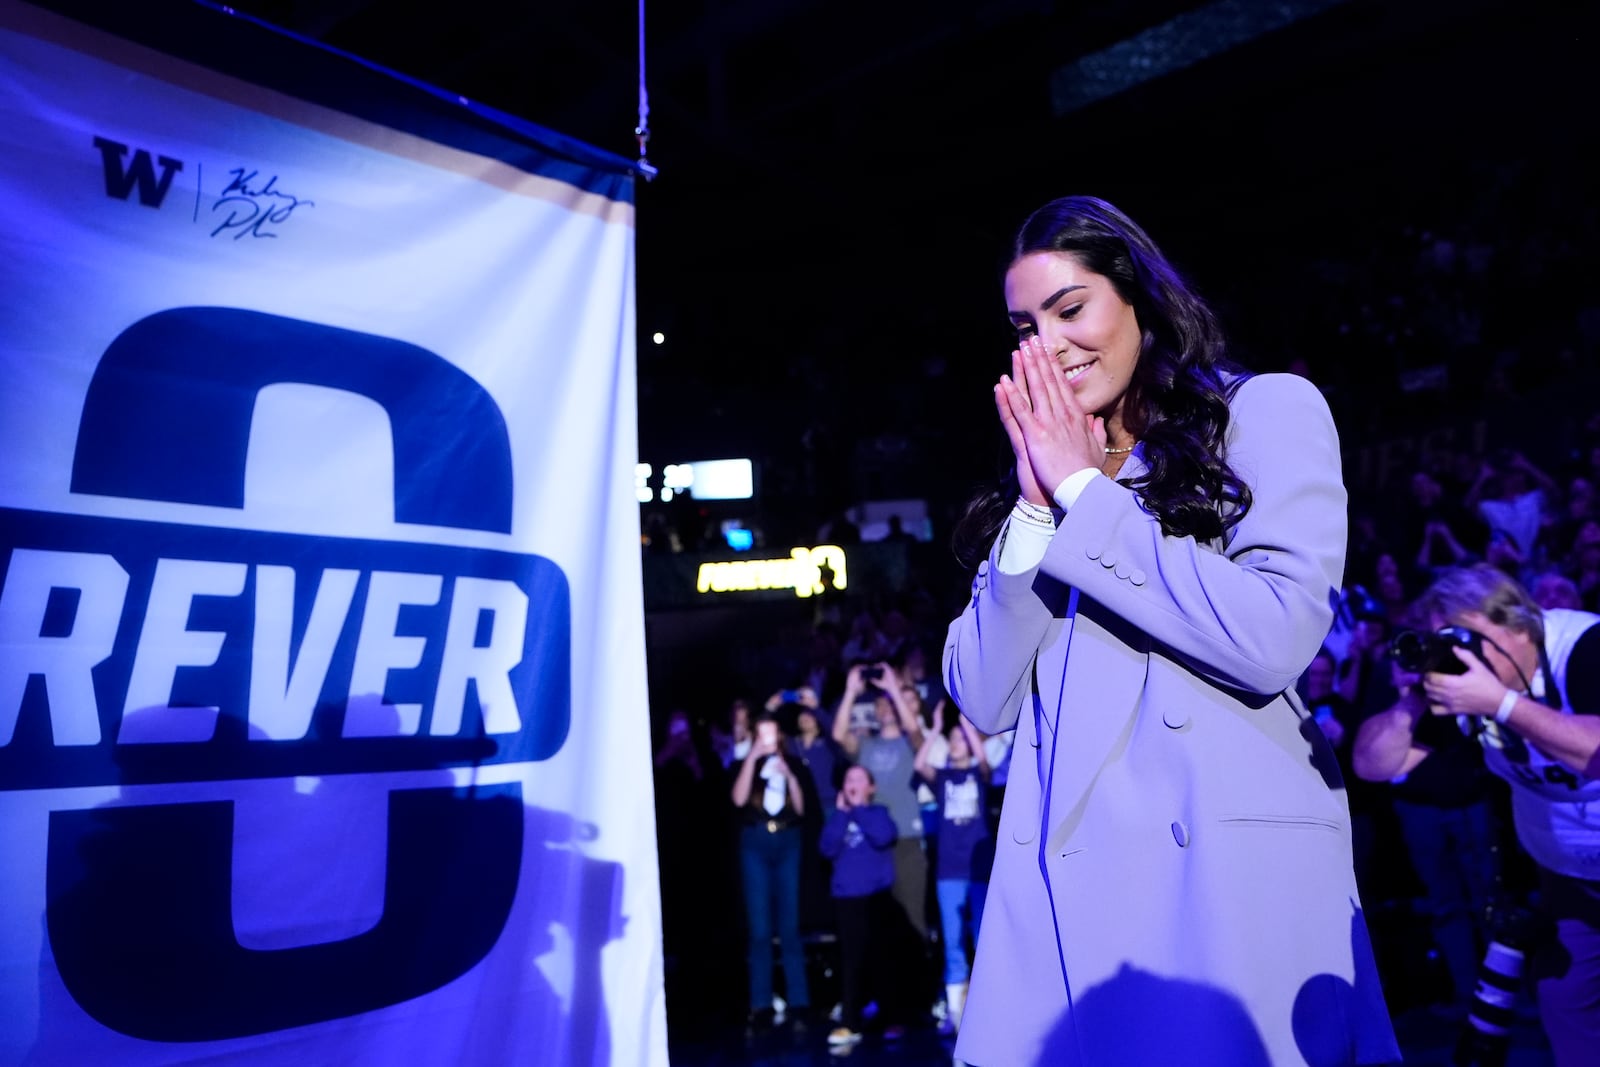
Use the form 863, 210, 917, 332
1105, 443, 1136, 455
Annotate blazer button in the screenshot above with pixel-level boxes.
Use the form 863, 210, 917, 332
978, 560, 990, 577
1171, 820, 1191, 848
1114, 562, 1131, 580
1100, 554, 1117, 569
1162, 707, 1190, 730
1085, 546, 1101, 561
1130, 567, 1147, 587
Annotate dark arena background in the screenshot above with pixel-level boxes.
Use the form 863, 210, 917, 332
5, 1, 1598, 1065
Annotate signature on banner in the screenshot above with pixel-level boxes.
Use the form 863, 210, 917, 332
209, 167, 315, 240
90, 136, 317, 242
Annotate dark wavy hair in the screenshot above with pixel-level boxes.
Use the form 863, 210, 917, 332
952, 196, 1253, 569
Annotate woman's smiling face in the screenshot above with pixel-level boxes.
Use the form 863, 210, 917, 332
1005, 251, 1143, 425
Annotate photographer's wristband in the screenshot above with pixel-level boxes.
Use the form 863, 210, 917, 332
1494, 688, 1519, 725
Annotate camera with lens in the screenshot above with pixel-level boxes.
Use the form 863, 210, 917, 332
1388, 625, 1485, 676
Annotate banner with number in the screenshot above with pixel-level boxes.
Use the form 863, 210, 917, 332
0, 3, 662, 1064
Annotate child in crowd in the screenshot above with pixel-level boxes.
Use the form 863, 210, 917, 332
818, 764, 899, 1047
914, 705, 992, 1034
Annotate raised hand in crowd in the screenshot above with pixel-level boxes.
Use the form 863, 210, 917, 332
732, 714, 805, 816
1419, 519, 1471, 570
833, 663, 888, 756
764, 686, 819, 713
876, 663, 926, 749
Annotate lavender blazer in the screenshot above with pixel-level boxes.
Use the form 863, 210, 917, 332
944, 374, 1399, 1066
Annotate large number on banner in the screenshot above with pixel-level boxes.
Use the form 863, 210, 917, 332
0, 308, 571, 1039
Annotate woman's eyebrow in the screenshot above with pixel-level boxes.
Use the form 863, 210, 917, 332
1038, 284, 1086, 312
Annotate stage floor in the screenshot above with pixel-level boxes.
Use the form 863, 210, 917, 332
666, 1004, 1557, 1066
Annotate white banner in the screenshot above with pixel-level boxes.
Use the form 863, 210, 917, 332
0, 4, 662, 1064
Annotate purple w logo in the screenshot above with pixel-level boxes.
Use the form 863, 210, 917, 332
93, 135, 184, 208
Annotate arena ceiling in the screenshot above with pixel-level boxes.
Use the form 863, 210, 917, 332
82, 0, 1600, 463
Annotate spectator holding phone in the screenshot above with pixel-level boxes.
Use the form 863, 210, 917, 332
772, 687, 842, 816
764, 687, 838, 796
768, 688, 844, 934
914, 702, 993, 1034
832, 663, 930, 940
730, 710, 812, 1030
832, 662, 940, 1018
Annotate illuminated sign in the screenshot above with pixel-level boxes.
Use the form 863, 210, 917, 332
635, 458, 754, 502
695, 546, 847, 598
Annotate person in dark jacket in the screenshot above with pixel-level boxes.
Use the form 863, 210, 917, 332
819, 764, 899, 1047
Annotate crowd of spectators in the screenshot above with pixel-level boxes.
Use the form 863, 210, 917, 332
1312, 421, 1600, 1020
651, 592, 1004, 1048
646, 153, 1600, 1051
650, 412, 1600, 1052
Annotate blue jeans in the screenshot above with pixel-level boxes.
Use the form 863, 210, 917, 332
1393, 798, 1496, 1004
935, 878, 987, 984
739, 823, 809, 1011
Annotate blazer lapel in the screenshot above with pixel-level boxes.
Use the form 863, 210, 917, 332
1112, 445, 1148, 486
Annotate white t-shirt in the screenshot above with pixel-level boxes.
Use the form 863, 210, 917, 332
1479, 608, 1600, 880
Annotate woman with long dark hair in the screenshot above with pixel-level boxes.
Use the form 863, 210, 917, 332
943, 196, 1399, 1065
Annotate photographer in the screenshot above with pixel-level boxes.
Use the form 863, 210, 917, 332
1354, 564, 1600, 1065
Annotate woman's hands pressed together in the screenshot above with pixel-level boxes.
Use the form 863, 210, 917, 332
995, 335, 1108, 506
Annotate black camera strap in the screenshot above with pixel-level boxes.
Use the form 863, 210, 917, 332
1478, 630, 1538, 701
1534, 644, 1563, 711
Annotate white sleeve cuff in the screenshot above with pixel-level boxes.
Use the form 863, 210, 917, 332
998, 506, 1056, 574
1052, 467, 1101, 511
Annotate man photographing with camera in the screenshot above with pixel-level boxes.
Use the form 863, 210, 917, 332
1353, 564, 1600, 1065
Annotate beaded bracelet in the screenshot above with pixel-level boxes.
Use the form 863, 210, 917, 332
1013, 497, 1057, 525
